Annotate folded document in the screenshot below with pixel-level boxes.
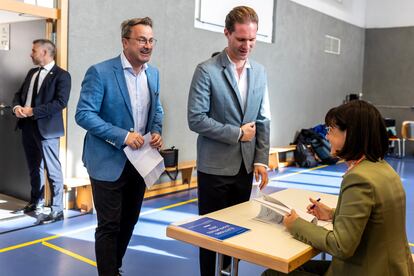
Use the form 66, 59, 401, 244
254, 193, 318, 225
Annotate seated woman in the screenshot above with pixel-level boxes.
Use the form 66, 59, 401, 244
263, 100, 414, 276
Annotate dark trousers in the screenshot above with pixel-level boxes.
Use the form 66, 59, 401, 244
90, 161, 146, 276
197, 163, 253, 276
262, 260, 331, 276
21, 120, 63, 211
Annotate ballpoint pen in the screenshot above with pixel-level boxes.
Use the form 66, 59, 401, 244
310, 198, 321, 209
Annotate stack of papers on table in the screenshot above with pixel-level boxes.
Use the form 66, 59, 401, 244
254, 193, 317, 225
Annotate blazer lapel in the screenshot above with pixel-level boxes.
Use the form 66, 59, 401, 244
113, 62, 133, 118
146, 67, 156, 97
243, 67, 256, 121
221, 55, 244, 114
22, 68, 37, 102
38, 65, 56, 93
145, 66, 158, 132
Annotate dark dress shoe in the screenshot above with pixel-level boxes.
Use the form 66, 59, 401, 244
12, 202, 37, 214
36, 211, 64, 225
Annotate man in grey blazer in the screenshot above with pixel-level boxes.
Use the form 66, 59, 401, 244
187, 6, 271, 276
76, 17, 163, 276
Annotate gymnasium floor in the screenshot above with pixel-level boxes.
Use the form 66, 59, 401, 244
0, 157, 413, 276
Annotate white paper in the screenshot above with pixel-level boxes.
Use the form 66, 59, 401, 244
254, 195, 318, 224
123, 132, 165, 188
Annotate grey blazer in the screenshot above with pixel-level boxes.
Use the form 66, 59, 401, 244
187, 51, 270, 176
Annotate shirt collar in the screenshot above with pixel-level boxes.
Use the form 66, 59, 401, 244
42, 60, 55, 72
121, 52, 148, 72
225, 52, 251, 70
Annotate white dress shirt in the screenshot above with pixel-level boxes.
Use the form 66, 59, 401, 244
25, 61, 55, 107
226, 54, 271, 168
226, 54, 271, 129
121, 52, 150, 141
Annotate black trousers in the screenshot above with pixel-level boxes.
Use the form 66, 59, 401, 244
90, 161, 146, 276
21, 119, 63, 211
261, 260, 331, 276
197, 163, 253, 276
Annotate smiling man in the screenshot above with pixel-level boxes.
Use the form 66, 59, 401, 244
76, 17, 163, 276
187, 6, 271, 276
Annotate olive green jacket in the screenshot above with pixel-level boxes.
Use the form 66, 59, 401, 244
289, 160, 414, 276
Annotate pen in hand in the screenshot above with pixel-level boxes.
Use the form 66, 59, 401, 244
310, 198, 321, 209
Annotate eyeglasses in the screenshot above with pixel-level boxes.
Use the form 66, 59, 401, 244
125, 37, 157, 46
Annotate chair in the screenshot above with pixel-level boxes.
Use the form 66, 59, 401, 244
401, 121, 414, 157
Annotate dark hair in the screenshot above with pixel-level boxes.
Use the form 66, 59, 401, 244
121, 17, 153, 38
225, 6, 258, 33
33, 39, 56, 58
325, 100, 388, 162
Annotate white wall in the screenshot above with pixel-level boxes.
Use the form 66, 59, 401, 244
288, 0, 367, 27
290, 0, 414, 29
365, 0, 414, 28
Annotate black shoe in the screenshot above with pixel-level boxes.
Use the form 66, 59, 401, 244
12, 202, 37, 214
36, 211, 64, 225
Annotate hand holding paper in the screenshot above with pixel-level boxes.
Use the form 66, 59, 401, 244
123, 132, 165, 188
254, 194, 318, 225
283, 209, 299, 229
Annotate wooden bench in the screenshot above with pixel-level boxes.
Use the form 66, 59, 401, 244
64, 178, 93, 212
64, 160, 197, 211
146, 160, 197, 198
164, 160, 196, 184
268, 145, 296, 170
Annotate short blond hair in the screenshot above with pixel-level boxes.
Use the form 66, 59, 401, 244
225, 6, 258, 33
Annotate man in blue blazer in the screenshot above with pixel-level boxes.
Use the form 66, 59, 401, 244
12, 39, 71, 224
76, 17, 163, 276
188, 6, 271, 276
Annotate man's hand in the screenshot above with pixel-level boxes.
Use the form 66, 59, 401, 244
14, 106, 27, 118
150, 133, 163, 149
254, 165, 268, 190
125, 132, 145, 150
240, 122, 256, 142
21, 107, 34, 117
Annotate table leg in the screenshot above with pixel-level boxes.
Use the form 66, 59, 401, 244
230, 257, 240, 276
397, 138, 401, 158
402, 138, 406, 158
215, 253, 224, 276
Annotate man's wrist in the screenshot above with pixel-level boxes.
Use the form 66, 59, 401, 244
239, 129, 244, 141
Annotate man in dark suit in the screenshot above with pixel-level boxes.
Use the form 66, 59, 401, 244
12, 39, 71, 224
76, 17, 163, 276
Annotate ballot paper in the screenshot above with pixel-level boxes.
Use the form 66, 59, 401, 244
254, 193, 318, 225
123, 132, 165, 188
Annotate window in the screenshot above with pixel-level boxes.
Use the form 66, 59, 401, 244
194, 0, 275, 43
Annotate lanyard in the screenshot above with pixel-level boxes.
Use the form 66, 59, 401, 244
345, 156, 365, 174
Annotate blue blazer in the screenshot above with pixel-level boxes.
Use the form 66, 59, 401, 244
13, 65, 71, 139
75, 56, 163, 181
187, 51, 270, 175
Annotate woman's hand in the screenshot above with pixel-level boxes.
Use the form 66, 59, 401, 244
283, 209, 299, 229
307, 198, 333, 221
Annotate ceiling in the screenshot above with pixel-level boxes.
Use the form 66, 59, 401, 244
0, 9, 44, 24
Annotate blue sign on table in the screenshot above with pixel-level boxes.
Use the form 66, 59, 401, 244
179, 217, 250, 241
